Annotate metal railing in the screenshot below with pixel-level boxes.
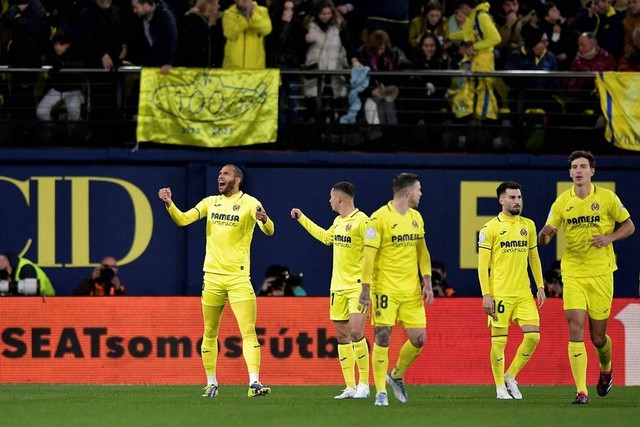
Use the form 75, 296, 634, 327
0, 66, 617, 153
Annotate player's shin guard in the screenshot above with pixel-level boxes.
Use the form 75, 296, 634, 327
569, 341, 588, 394
391, 340, 422, 379
595, 335, 612, 371
338, 343, 357, 389
506, 331, 540, 378
352, 338, 370, 385
372, 344, 389, 395
490, 331, 508, 386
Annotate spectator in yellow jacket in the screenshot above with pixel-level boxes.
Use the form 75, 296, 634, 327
222, 0, 272, 69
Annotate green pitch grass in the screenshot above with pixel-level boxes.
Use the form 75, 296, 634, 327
1, 385, 639, 427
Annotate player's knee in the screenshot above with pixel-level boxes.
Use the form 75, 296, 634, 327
350, 329, 364, 342
336, 330, 350, 343
411, 334, 426, 348
591, 334, 607, 348
375, 328, 391, 346
525, 331, 541, 346
203, 325, 220, 339
240, 322, 256, 338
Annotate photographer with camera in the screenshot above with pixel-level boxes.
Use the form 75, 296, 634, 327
73, 256, 126, 296
259, 265, 294, 296
431, 261, 456, 297
0, 252, 56, 296
544, 259, 563, 298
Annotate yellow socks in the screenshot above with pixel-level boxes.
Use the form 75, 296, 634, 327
338, 343, 356, 389
490, 334, 508, 386
372, 344, 389, 395
352, 338, 370, 385
390, 340, 422, 379
506, 331, 540, 378
568, 341, 588, 394
596, 335, 612, 371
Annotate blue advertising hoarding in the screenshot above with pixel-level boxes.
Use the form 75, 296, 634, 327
1, 150, 638, 296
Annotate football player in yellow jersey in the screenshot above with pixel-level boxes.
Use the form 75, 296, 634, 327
158, 164, 275, 399
359, 173, 434, 407
539, 151, 635, 405
478, 181, 545, 400
291, 181, 371, 400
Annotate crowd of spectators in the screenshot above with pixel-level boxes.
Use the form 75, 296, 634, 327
1, 0, 639, 132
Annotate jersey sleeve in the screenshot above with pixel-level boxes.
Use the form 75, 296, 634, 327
297, 213, 333, 245
528, 220, 544, 289
477, 223, 492, 295
610, 193, 631, 224
166, 199, 207, 226
253, 198, 274, 236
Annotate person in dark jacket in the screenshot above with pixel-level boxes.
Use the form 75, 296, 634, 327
76, 0, 129, 70
408, 32, 452, 124
266, 0, 305, 123
131, 0, 178, 73
1, 0, 49, 118
504, 23, 561, 116
538, 2, 576, 71
36, 31, 87, 121
177, 0, 224, 67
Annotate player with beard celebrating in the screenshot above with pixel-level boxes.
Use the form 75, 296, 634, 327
158, 164, 274, 398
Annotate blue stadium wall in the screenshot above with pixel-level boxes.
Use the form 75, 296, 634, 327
1, 148, 638, 297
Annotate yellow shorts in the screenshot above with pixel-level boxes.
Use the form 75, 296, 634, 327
329, 288, 368, 321
371, 290, 426, 328
201, 272, 256, 307
488, 295, 539, 329
563, 274, 613, 321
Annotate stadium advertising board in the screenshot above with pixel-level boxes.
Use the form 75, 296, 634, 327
1, 298, 639, 385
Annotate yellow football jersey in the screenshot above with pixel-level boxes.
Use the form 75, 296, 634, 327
478, 212, 541, 298
167, 191, 274, 276
546, 184, 631, 277
297, 209, 369, 291
364, 202, 426, 294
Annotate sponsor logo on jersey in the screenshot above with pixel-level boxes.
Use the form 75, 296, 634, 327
566, 215, 600, 225
500, 240, 527, 248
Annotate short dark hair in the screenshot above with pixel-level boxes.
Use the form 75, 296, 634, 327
51, 31, 72, 45
225, 164, 244, 184
457, 0, 479, 7
496, 181, 521, 198
332, 181, 356, 198
392, 173, 420, 194
568, 150, 595, 168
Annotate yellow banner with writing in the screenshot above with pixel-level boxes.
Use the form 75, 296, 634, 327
137, 68, 280, 148
595, 72, 640, 152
